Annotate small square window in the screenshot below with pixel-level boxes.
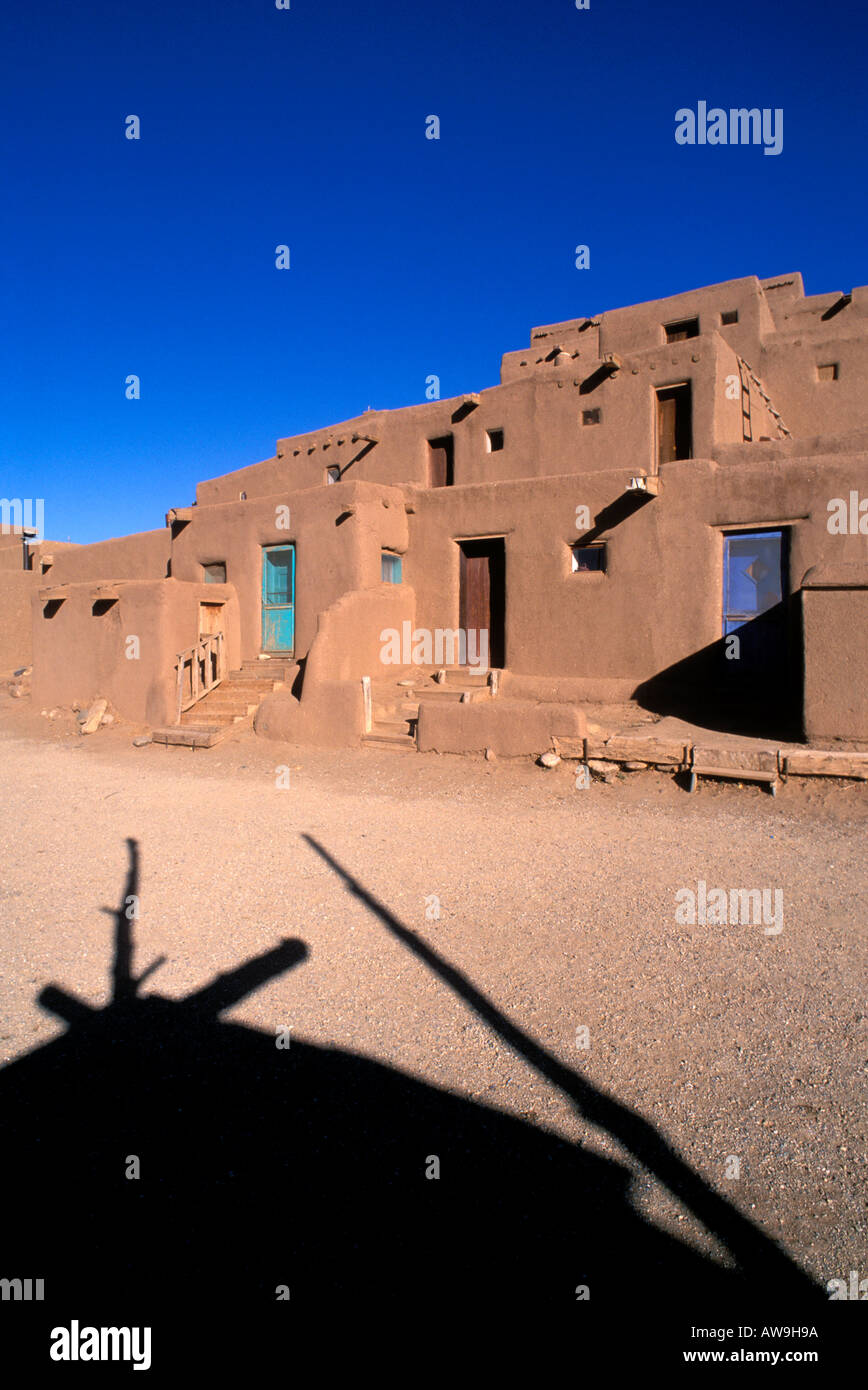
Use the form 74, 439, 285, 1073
381, 552, 402, 583
239, 491, 247, 500
203, 562, 227, 584
664, 318, 699, 342
720, 309, 739, 326
486, 428, 504, 452
582, 408, 601, 426
325, 466, 341, 484
817, 363, 839, 381
571, 543, 606, 573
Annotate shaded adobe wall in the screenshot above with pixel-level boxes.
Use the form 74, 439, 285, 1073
171, 482, 408, 662
31, 580, 240, 725
801, 564, 868, 744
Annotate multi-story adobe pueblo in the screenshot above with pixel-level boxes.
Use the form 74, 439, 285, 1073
2, 272, 867, 754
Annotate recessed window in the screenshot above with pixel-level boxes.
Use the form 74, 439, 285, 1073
817, 363, 839, 381
486, 428, 504, 452
325, 466, 341, 484
381, 552, 402, 583
239, 491, 247, 501
203, 562, 227, 584
582, 408, 601, 426
720, 309, 739, 326
571, 543, 606, 573
664, 318, 699, 342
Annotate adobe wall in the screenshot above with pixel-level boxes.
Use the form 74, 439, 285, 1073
416, 699, 587, 758
801, 563, 868, 744
171, 482, 408, 663
45, 530, 171, 586
194, 340, 752, 504
0, 572, 38, 674
303, 584, 416, 685
31, 579, 240, 726
404, 449, 867, 692
0, 540, 80, 671
254, 681, 365, 748
0, 533, 28, 573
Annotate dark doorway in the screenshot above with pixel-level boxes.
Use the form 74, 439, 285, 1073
459, 537, 505, 668
664, 317, 699, 342
428, 435, 454, 488
656, 383, 692, 465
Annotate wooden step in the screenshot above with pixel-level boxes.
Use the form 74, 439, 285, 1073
362, 731, 416, 751
225, 676, 283, 689
370, 715, 415, 736
442, 669, 490, 687
180, 704, 255, 725
152, 725, 228, 748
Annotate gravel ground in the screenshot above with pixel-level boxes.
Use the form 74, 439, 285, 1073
0, 692, 865, 1295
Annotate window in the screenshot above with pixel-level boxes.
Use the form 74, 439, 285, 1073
381, 552, 402, 583
203, 562, 227, 584
720, 309, 739, 326
664, 318, 699, 342
325, 466, 341, 484
571, 543, 606, 573
486, 428, 504, 452
239, 491, 247, 500
427, 435, 454, 487
817, 363, 839, 381
582, 408, 601, 426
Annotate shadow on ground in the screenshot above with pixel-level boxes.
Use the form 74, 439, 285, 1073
0, 838, 822, 1323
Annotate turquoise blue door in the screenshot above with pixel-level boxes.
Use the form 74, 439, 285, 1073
262, 545, 295, 653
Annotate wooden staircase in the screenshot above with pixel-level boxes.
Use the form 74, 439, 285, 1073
362, 667, 494, 752
152, 660, 294, 748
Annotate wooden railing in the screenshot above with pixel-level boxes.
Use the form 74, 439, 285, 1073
175, 633, 225, 722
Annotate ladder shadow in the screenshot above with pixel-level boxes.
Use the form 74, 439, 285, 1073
0, 836, 821, 1320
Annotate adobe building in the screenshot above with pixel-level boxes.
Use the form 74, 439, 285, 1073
5, 271, 868, 754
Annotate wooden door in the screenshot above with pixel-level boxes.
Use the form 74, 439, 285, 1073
261, 545, 295, 653
199, 602, 224, 637
656, 384, 692, 465
459, 539, 505, 668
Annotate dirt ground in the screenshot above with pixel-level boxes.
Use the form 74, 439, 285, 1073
0, 687, 865, 1297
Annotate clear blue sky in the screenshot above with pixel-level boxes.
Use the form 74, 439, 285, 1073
2, 0, 866, 543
